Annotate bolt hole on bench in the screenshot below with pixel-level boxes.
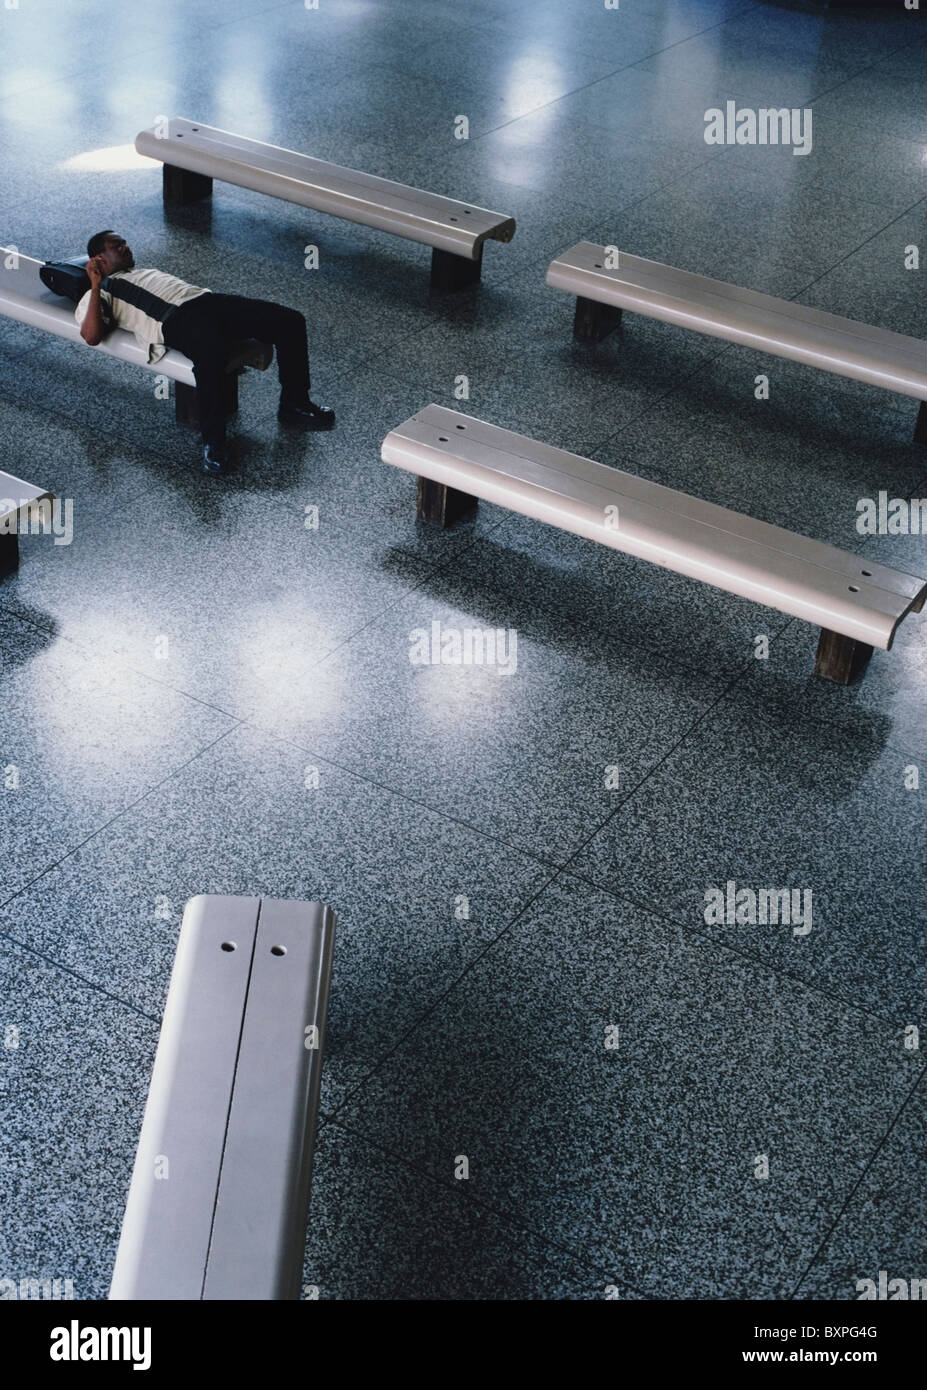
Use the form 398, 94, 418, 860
381, 406, 927, 686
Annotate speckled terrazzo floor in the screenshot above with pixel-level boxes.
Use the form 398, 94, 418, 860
1, 0, 926, 1302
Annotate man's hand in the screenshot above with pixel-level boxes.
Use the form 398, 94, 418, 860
79, 258, 110, 344
84, 255, 105, 288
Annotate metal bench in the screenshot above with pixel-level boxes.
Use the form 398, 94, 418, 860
109, 894, 336, 1301
381, 405, 927, 685
546, 242, 927, 444
0, 471, 54, 577
0, 251, 272, 426
135, 117, 517, 292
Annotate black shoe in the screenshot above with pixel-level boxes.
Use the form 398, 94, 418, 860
202, 443, 228, 474
278, 396, 335, 430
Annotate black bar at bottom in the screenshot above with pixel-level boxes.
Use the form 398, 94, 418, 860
174, 374, 239, 426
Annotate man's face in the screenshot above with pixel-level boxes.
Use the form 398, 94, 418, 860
101, 234, 135, 273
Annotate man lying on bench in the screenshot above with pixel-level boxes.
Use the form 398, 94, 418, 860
76, 230, 335, 474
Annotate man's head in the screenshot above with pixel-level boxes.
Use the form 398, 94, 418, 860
85, 231, 134, 273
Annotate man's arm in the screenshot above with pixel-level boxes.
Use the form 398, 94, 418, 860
77, 256, 111, 345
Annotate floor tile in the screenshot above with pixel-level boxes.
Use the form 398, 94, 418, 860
0, 937, 158, 1302
592, 159, 894, 285
593, 353, 927, 553
2, 0, 925, 1303
799, 210, 927, 344
571, 691, 927, 1020
246, 547, 730, 860
0, 722, 552, 1110
795, 1072, 927, 1301
333, 875, 917, 1298
813, 69, 927, 144
0, 611, 235, 901
302, 1121, 625, 1300
631, 27, 857, 107
381, 278, 724, 456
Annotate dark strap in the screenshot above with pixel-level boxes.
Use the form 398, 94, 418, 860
102, 274, 184, 324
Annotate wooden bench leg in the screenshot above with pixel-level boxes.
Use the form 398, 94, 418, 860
174, 380, 199, 426
914, 400, 927, 445
174, 374, 239, 427
573, 295, 623, 343
813, 629, 874, 684
430, 245, 483, 293
163, 163, 213, 204
0, 533, 19, 578
416, 477, 478, 527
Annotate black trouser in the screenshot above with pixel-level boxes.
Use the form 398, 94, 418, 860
163, 292, 311, 447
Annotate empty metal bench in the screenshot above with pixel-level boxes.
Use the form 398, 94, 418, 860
0, 252, 272, 427
546, 242, 927, 444
0, 471, 54, 577
109, 894, 336, 1301
135, 117, 517, 292
381, 405, 927, 685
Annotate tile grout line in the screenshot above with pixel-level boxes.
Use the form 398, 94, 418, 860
558, 859, 920, 1034
787, 1060, 927, 1300
5, 647, 911, 1048
314, 664, 785, 1117
0, 936, 162, 1026
469, 1, 764, 143
0, 720, 245, 921
790, 194, 927, 303
317, 1112, 654, 1301
319, 865, 566, 1122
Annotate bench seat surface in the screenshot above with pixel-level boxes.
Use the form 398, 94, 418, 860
0, 469, 54, 521
136, 118, 516, 259
110, 894, 335, 1301
382, 404, 927, 650
0, 253, 272, 384
547, 242, 927, 400
0, 252, 201, 384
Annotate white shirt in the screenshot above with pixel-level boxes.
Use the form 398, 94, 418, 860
75, 268, 209, 363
